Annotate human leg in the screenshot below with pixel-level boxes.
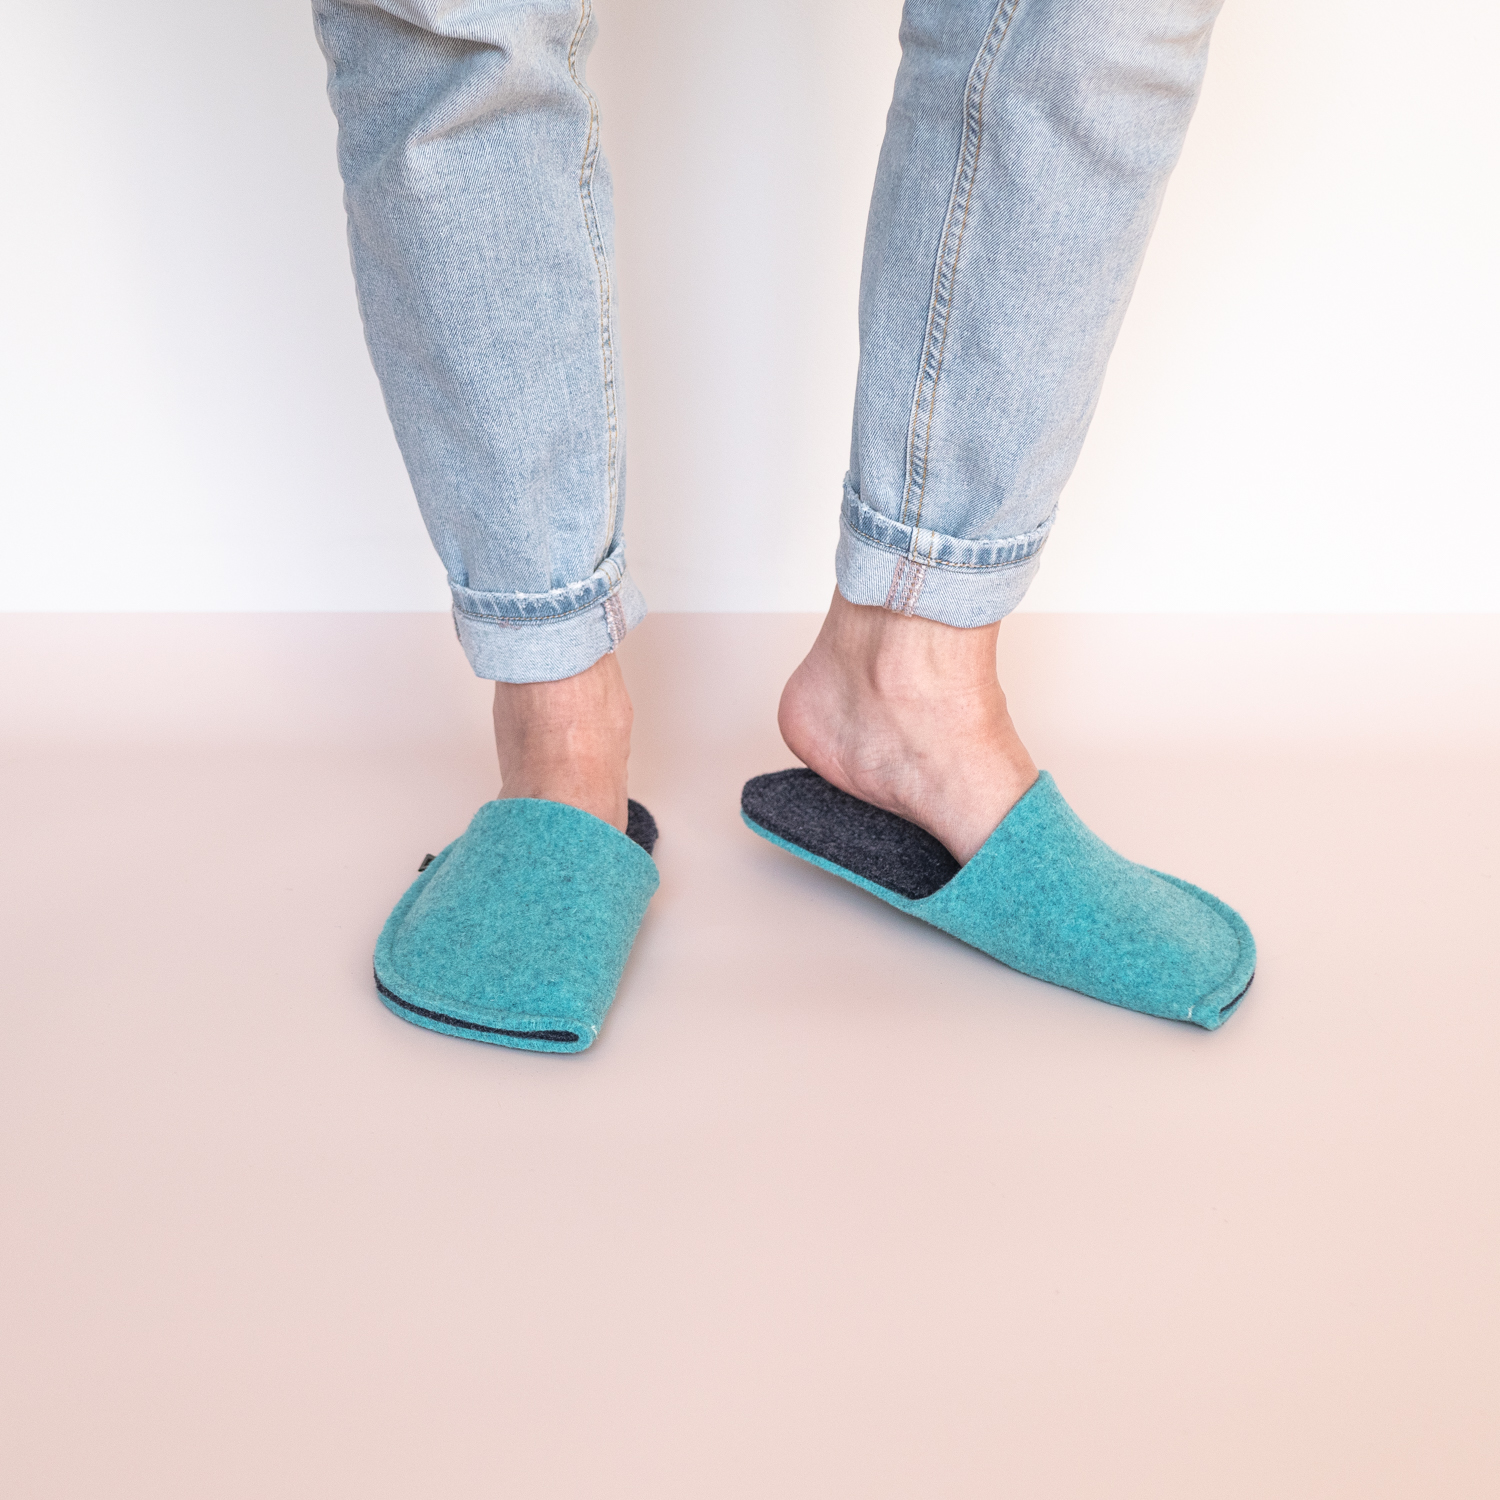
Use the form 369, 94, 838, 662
783, 0, 1223, 860
759, 0, 1254, 1026
316, 0, 653, 1050
313, 0, 636, 826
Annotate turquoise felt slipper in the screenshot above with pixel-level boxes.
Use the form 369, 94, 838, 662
741, 770, 1253, 1029
373, 798, 660, 1053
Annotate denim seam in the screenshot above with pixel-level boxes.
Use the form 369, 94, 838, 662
882, 557, 928, 615
899, 0, 1023, 537
566, 1, 620, 556
841, 512, 1041, 574
603, 593, 627, 647
906, 565, 927, 614
882, 558, 908, 611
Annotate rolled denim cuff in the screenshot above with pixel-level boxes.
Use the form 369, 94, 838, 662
450, 546, 646, 683
834, 480, 1053, 627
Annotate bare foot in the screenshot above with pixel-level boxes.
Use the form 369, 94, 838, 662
777, 590, 1037, 864
492, 653, 632, 832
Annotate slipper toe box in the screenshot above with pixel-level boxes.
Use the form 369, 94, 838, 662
924, 775, 1256, 1026
373, 799, 659, 1054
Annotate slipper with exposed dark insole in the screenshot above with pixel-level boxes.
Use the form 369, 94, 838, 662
373, 798, 659, 1053
741, 769, 1253, 1029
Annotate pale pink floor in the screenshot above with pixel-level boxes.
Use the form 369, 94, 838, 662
2, 612, 1497, 1498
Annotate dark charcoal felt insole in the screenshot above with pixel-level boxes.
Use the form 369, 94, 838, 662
741, 769, 959, 900
625, 799, 658, 854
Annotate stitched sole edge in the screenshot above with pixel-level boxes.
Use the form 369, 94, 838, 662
374, 972, 580, 1046
1218, 970, 1255, 1017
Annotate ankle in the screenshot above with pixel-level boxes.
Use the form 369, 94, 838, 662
807, 590, 1002, 701
492, 655, 632, 826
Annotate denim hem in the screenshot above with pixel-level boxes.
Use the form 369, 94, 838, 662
842, 480, 1054, 571
836, 485, 1049, 627
452, 571, 646, 683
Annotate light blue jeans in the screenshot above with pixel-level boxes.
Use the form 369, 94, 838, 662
314, 0, 1221, 682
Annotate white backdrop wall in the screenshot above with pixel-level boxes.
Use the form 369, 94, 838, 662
2, 0, 1496, 614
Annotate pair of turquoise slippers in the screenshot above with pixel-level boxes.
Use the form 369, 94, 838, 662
373, 768, 1255, 1053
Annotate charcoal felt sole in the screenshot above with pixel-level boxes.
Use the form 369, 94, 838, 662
373, 797, 660, 1054
741, 769, 1255, 1029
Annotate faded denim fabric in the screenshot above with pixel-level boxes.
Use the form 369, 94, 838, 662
314, 0, 1221, 681
839, 0, 1222, 623
313, 0, 638, 682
